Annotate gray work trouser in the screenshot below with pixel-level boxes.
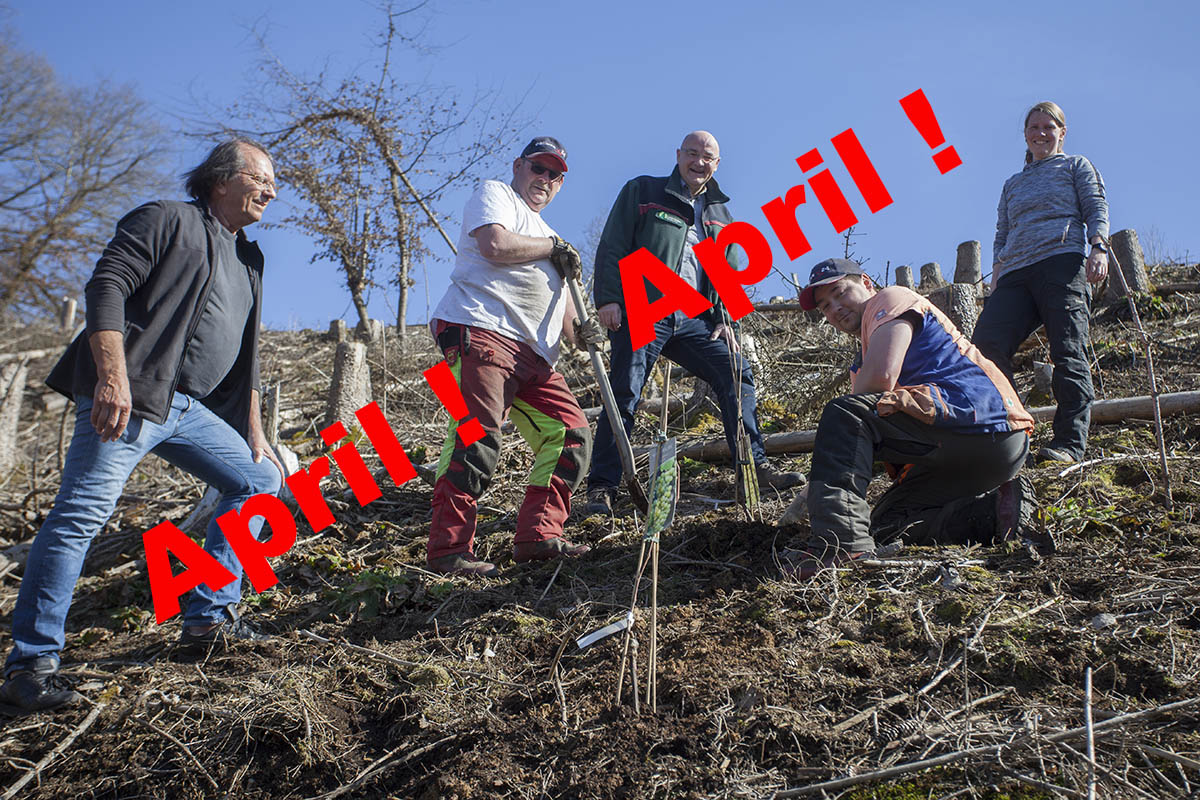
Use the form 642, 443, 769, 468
806, 393, 1029, 554
972, 252, 1093, 460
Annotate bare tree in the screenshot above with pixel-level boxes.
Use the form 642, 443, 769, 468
222, 3, 528, 348
0, 31, 169, 317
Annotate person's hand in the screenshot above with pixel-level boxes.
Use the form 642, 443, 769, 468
1086, 247, 1109, 284
573, 315, 607, 348
710, 323, 740, 354
248, 425, 287, 484
91, 370, 132, 442
549, 236, 582, 282
597, 303, 623, 331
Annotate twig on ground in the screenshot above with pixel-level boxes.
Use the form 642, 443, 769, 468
999, 768, 1087, 799
535, 561, 563, 608
916, 594, 1004, 697
987, 596, 1063, 628
1, 702, 105, 800
132, 713, 221, 791
303, 733, 457, 800
1139, 744, 1200, 772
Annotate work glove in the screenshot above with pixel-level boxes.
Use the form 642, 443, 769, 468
573, 314, 607, 348
550, 236, 582, 282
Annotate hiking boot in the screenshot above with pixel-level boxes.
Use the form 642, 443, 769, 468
179, 604, 269, 648
427, 551, 499, 578
1035, 446, 1075, 465
780, 546, 873, 581
513, 537, 591, 564
996, 474, 1055, 553
756, 461, 807, 490
582, 487, 615, 516
0, 657, 82, 714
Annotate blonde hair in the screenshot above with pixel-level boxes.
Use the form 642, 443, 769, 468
1024, 101, 1067, 165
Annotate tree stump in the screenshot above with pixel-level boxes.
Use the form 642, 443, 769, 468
895, 265, 915, 289
329, 319, 348, 343
59, 297, 78, 331
955, 241, 982, 285
947, 283, 979, 339
919, 262, 946, 291
1106, 228, 1152, 300
325, 342, 372, 429
357, 318, 385, 343
1022, 360, 1055, 407
685, 380, 717, 427
0, 362, 29, 475
742, 333, 765, 384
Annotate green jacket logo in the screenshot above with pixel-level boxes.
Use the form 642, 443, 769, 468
655, 211, 682, 225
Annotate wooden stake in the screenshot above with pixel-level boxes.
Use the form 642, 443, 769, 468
1085, 666, 1097, 800
1104, 233, 1174, 509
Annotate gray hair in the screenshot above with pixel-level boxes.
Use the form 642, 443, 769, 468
183, 137, 273, 201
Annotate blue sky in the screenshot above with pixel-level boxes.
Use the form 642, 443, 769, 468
8, 0, 1199, 329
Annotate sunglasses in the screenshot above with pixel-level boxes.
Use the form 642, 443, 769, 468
525, 159, 563, 181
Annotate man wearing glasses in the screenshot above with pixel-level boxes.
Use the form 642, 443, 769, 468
1, 139, 285, 713
424, 137, 602, 577
584, 131, 804, 516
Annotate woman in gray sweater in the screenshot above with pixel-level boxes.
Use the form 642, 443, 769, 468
972, 101, 1109, 465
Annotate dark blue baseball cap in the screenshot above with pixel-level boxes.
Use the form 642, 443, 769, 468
799, 258, 866, 310
520, 136, 568, 172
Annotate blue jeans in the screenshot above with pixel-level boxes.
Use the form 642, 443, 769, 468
588, 314, 766, 491
972, 252, 1094, 460
5, 392, 281, 675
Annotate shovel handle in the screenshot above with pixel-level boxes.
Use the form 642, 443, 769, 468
567, 278, 648, 512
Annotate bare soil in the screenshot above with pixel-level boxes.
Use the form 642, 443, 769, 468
1, 262, 1199, 799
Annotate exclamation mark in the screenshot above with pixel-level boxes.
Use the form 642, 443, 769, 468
423, 361, 485, 446
899, 89, 962, 174
830, 128, 893, 213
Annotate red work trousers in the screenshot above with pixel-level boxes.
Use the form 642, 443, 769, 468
427, 323, 591, 561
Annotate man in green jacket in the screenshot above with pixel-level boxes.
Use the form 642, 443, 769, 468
584, 131, 803, 515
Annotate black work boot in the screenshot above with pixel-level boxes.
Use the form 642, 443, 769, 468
179, 604, 269, 648
0, 656, 83, 714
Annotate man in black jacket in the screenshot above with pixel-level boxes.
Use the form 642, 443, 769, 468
584, 131, 803, 515
0, 139, 284, 713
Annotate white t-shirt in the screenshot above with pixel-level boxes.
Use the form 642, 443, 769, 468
430, 179, 567, 364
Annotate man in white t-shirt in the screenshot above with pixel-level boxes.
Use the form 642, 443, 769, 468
425, 137, 602, 577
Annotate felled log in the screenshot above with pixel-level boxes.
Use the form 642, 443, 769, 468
0, 347, 60, 364
677, 391, 1200, 462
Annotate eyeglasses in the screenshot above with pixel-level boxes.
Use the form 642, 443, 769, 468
238, 171, 277, 192
524, 159, 563, 182
682, 148, 718, 165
